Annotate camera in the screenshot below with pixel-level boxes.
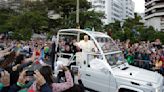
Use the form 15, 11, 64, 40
71, 65, 79, 75
26, 71, 35, 76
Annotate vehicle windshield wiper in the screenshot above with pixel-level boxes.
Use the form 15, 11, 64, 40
121, 66, 129, 70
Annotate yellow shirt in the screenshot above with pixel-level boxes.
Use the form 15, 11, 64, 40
155, 60, 162, 69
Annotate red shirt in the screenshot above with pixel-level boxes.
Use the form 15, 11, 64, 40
35, 50, 40, 56
160, 56, 164, 67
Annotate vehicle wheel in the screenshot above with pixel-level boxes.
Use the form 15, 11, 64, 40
119, 88, 137, 92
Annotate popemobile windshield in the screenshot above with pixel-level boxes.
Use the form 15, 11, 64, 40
54, 29, 164, 92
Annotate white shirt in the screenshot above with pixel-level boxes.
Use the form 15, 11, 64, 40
52, 35, 56, 43
23, 45, 30, 52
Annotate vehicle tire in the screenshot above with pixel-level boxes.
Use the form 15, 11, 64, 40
119, 88, 137, 92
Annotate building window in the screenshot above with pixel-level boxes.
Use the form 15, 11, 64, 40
112, 13, 120, 18
113, 3, 121, 9
102, 1, 105, 4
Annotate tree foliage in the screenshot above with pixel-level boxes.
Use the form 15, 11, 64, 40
6, 10, 48, 40
0, 9, 15, 33
45, 0, 102, 32
104, 13, 164, 44
2, 0, 162, 43
0, 0, 103, 40
45, 0, 90, 14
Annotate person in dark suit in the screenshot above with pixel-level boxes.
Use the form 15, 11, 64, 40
50, 41, 56, 71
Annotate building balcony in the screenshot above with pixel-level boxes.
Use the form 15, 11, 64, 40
161, 21, 164, 24
145, 12, 164, 19
145, 0, 160, 6
145, 3, 164, 13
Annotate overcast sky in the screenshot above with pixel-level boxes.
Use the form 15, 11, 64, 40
132, 0, 145, 13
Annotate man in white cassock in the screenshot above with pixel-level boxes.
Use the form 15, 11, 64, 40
75, 35, 98, 66
76, 35, 97, 53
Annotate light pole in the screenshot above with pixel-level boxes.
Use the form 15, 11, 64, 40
76, 0, 80, 28
120, 21, 124, 33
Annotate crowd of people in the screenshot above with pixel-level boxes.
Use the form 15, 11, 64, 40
0, 32, 164, 92
117, 39, 164, 75
0, 36, 85, 92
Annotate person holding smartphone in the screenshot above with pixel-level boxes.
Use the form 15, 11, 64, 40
7, 70, 52, 92
28, 65, 73, 92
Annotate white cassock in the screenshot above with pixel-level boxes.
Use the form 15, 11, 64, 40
76, 40, 98, 63
77, 40, 97, 53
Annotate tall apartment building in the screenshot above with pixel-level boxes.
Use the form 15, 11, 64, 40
0, 0, 22, 9
89, 0, 135, 24
10, 0, 22, 10
24, 0, 43, 1
0, 0, 9, 8
122, 0, 135, 19
145, 0, 164, 31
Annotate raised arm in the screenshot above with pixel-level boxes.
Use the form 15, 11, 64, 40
52, 67, 73, 92
24, 48, 36, 63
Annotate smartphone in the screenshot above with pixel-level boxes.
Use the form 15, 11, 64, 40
26, 71, 35, 76
71, 66, 80, 75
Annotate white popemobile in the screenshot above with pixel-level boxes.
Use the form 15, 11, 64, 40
54, 29, 164, 92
